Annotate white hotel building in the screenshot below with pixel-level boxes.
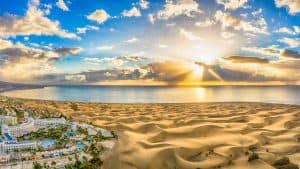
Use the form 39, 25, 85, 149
0, 141, 37, 152
1, 118, 36, 137
0, 115, 17, 126
34, 118, 68, 127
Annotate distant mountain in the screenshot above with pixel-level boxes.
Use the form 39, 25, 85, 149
0, 81, 43, 92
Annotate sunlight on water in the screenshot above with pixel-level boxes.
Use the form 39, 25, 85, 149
1, 86, 300, 104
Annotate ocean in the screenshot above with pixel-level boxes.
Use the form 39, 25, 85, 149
1, 86, 300, 104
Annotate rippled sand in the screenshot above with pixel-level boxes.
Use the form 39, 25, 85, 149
15, 100, 300, 169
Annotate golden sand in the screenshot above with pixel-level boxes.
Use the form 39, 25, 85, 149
13, 99, 300, 169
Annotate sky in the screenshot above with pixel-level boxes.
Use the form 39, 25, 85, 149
0, 0, 300, 85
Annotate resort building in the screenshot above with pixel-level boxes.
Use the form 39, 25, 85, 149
34, 118, 68, 127
1, 118, 36, 137
0, 134, 36, 153
0, 115, 17, 126
1, 141, 37, 152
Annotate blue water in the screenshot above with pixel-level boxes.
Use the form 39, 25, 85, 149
40, 140, 55, 149
1, 86, 300, 104
76, 142, 85, 151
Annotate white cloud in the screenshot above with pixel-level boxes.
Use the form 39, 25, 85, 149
54, 47, 82, 55
180, 28, 202, 41
242, 46, 281, 57
275, 0, 300, 15
294, 26, 300, 34
124, 38, 139, 43
155, 0, 202, 20
83, 56, 145, 66
159, 44, 168, 48
97, 45, 115, 51
252, 8, 263, 16
275, 27, 295, 35
43, 4, 52, 15
148, 14, 155, 24
76, 25, 99, 34
216, 0, 249, 10
278, 37, 300, 48
0, 39, 13, 50
139, 0, 149, 9
195, 19, 216, 27
65, 74, 86, 83
221, 31, 235, 39
56, 0, 69, 11
109, 28, 116, 32
122, 7, 141, 17
0, 2, 77, 39
214, 10, 268, 35
166, 23, 176, 27
87, 9, 110, 24
275, 26, 300, 35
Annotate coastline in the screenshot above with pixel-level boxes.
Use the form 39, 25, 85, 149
0, 81, 44, 93
1, 96, 300, 168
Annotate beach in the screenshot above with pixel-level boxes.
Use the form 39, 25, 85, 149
9, 98, 300, 169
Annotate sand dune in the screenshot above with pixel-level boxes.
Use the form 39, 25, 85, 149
13, 100, 300, 169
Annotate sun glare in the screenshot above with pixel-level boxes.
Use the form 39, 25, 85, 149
190, 63, 204, 80
191, 44, 226, 65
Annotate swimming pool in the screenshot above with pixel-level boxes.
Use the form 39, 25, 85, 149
40, 140, 55, 149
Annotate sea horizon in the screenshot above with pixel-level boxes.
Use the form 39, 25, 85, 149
2, 85, 300, 105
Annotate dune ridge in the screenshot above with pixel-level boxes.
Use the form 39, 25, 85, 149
13, 100, 300, 169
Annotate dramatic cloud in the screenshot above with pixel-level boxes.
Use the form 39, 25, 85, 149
76, 25, 99, 34
56, 0, 69, 11
214, 10, 268, 34
54, 47, 82, 55
71, 60, 288, 84
87, 9, 110, 24
0, 42, 58, 81
242, 46, 300, 60
154, 0, 202, 20
0, 40, 82, 82
224, 56, 270, 64
83, 55, 146, 66
122, 7, 141, 17
275, 0, 300, 15
278, 37, 300, 48
216, 0, 249, 10
242, 46, 281, 57
281, 49, 300, 59
64, 74, 86, 83
0, 2, 77, 39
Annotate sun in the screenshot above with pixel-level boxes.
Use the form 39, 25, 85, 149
191, 44, 225, 65
190, 63, 204, 80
